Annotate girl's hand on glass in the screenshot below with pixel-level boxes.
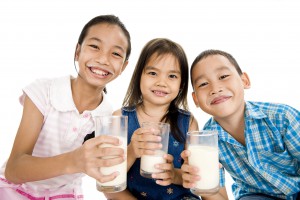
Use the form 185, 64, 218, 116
129, 127, 162, 159
151, 154, 174, 186
72, 135, 125, 183
180, 150, 200, 189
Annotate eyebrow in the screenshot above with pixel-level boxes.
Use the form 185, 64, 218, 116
145, 66, 181, 74
88, 37, 125, 53
193, 65, 230, 83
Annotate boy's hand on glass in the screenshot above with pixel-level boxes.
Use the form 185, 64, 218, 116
180, 150, 200, 189
71, 135, 125, 183
129, 127, 162, 159
151, 154, 175, 186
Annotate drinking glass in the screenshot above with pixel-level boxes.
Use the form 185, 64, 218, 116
140, 121, 170, 179
187, 130, 219, 195
94, 115, 128, 193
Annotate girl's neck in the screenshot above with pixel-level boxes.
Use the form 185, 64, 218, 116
71, 77, 104, 114
137, 103, 169, 124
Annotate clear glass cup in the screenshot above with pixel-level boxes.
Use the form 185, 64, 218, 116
140, 121, 170, 179
94, 115, 128, 193
187, 130, 219, 196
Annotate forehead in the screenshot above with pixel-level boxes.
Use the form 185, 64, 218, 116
146, 53, 180, 71
193, 55, 235, 73
85, 23, 128, 50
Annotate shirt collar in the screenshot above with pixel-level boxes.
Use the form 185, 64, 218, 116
244, 101, 267, 119
50, 75, 112, 115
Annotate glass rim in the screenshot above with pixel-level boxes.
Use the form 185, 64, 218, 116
141, 121, 170, 127
187, 130, 218, 136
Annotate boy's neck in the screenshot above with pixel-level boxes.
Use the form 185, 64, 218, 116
214, 109, 246, 146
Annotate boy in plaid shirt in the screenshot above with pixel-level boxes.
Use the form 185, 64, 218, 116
181, 49, 300, 200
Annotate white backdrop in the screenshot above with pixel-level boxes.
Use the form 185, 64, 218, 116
0, 0, 299, 199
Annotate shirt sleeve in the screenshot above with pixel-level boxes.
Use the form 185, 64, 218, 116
283, 105, 300, 161
219, 166, 225, 187
19, 78, 51, 116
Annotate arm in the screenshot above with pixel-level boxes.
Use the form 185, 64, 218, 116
5, 96, 125, 184
188, 114, 199, 132
181, 150, 229, 200
104, 189, 137, 200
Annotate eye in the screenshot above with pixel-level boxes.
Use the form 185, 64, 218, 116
89, 44, 99, 50
147, 71, 157, 76
198, 82, 208, 88
169, 74, 178, 79
219, 75, 229, 80
112, 52, 123, 58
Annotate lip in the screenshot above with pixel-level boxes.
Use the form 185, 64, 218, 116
152, 90, 169, 97
210, 95, 231, 105
88, 66, 114, 78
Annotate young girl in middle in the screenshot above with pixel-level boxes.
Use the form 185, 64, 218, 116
105, 38, 200, 200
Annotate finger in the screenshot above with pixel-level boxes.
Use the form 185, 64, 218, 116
155, 163, 172, 171
141, 149, 156, 155
93, 135, 122, 146
155, 178, 171, 186
183, 180, 196, 189
180, 150, 190, 162
181, 163, 199, 174
96, 156, 125, 168
142, 141, 162, 150
139, 134, 161, 143
164, 154, 174, 163
96, 171, 120, 183
182, 170, 200, 183
95, 146, 125, 158
152, 171, 171, 180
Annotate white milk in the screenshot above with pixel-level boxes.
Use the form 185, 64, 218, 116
141, 150, 166, 173
97, 136, 127, 187
188, 145, 219, 190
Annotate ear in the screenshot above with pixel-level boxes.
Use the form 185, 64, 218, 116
119, 60, 129, 75
241, 72, 251, 89
192, 91, 200, 107
74, 44, 81, 61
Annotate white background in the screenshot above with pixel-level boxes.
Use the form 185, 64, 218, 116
0, 0, 299, 199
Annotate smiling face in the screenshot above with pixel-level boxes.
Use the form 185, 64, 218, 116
75, 23, 128, 88
191, 54, 250, 120
140, 53, 181, 107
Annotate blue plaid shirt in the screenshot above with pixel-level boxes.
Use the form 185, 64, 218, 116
203, 101, 300, 200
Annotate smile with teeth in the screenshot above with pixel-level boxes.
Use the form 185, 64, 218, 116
90, 67, 110, 76
152, 90, 168, 97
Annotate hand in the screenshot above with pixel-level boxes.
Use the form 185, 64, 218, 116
180, 150, 200, 189
71, 135, 125, 183
128, 127, 162, 159
151, 154, 175, 186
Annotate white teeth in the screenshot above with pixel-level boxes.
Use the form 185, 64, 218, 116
91, 68, 109, 76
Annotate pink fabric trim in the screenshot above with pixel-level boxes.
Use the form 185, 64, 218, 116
16, 189, 84, 199
1, 177, 84, 199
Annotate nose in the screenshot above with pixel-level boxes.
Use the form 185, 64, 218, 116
95, 52, 109, 65
155, 77, 167, 87
210, 84, 223, 95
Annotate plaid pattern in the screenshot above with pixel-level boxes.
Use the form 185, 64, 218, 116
203, 101, 300, 200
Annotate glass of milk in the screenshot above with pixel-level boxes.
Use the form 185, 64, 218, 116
94, 115, 128, 193
187, 130, 219, 196
140, 122, 170, 179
